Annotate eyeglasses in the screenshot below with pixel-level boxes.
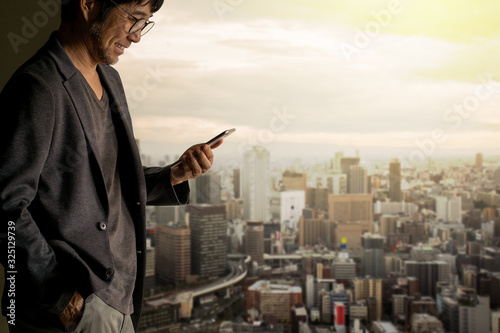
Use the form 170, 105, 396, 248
111, 0, 155, 36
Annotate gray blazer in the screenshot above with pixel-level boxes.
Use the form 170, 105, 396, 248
0, 33, 189, 329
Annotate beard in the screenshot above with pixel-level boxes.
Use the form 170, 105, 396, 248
89, 19, 117, 65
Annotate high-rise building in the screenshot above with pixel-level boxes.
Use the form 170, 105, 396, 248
315, 173, 347, 195
334, 152, 344, 170
389, 159, 402, 202
329, 194, 373, 252
245, 220, 264, 266
349, 165, 368, 194
281, 190, 305, 229
332, 257, 356, 280
306, 274, 314, 309
189, 204, 227, 278
298, 217, 334, 248
442, 296, 459, 333
320, 292, 332, 324
225, 199, 242, 219
361, 234, 384, 278
247, 280, 302, 324
291, 305, 308, 333
194, 173, 221, 205
458, 292, 489, 333
263, 221, 281, 239
341, 157, 360, 194
328, 194, 373, 223
436, 196, 462, 223
155, 224, 191, 283
335, 221, 373, 254
155, 205, 186, 225
379, 215, 398, 238
334, 302, 345, 332
311, 187, 329, 211
404, 261, 451, 297
233, 168, 241, 199
375, 201, 418, 217
410, 313, 443, 332
243, 146, 270, 221
282, 170, 307, 191
475, 152, 483, 169
494, 168, 500, 186
353, 278, 383, 321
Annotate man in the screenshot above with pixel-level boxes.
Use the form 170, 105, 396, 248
0, 0, 219, 331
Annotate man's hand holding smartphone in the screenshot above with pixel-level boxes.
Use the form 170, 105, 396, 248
169, 129, 235, 185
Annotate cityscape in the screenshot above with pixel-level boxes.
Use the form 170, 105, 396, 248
135, 143, 500, 333
2, 1, 498, 332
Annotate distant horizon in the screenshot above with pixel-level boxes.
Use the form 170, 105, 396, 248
139, 139, 500, 171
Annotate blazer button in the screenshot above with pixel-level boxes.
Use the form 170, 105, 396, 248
98, 221, 107, 231
106, 268, 114, 279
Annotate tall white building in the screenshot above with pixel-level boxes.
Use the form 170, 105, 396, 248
458, 295, 489, 333
436, 196, 462, 223
280, 190, 305, 229
306, 274, 314, 309
243, 146, 270, 221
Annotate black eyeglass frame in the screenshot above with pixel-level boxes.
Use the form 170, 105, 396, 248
110, 0, 155, 36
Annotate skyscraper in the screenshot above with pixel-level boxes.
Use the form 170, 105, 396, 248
475, 153, 483, 169
349, 165, 368, 194
155, 205, 186, 225
155, 224, 191, 283
329, 194, 373, 253
361, 234, 384, 278
379, 215, 398, 237
247, 280, 302, 324
494, 168, 500, 186
233, 168, 241, 199
298, 217, 334, 248
436, 196, 462, 223
194, 173, 221, 205
189, 204, 227, 278
243, 146, 270, 221
404, 261, 451, 297
281, 190, 305, 229
340, 157, 360, 194
334, 152, 344, 171
353, 278, 383, 321
328, 194, 373, 223
282, 170, 307, 191
245, 220, 264, 266
389, 159, 402, 202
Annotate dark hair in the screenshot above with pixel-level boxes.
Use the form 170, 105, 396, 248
61, 0, 164, 23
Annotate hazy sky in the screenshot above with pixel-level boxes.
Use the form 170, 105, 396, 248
113, 0, 500, 167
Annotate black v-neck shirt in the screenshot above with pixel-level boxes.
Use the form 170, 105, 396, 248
77, 70, 136, 315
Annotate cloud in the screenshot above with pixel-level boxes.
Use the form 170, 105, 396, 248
112, 0, 500, 162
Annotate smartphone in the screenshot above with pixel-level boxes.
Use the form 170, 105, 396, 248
171, 128, 235, 167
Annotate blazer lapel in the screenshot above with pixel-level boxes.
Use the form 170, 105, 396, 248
63, 74, 110, 214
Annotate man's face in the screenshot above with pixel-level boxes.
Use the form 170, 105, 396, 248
89, 1, 153, 65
